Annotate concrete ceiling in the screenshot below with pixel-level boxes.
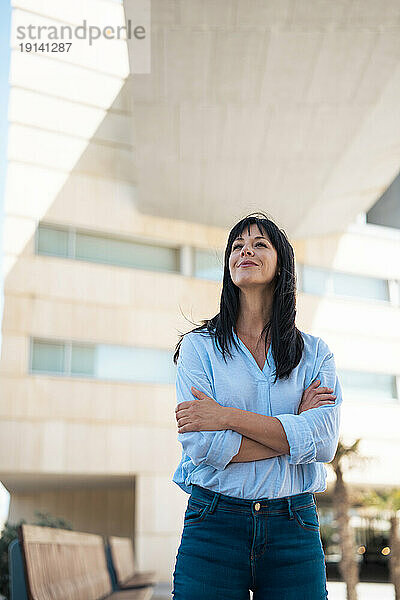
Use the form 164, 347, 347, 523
124, 0, 400, 237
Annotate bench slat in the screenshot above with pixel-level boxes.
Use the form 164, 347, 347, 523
20, 525, 112, 600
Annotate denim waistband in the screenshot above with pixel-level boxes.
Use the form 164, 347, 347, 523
190, 484, 316, 516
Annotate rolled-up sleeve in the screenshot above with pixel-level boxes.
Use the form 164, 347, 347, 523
274, 339, 343, 465
176, 335, 242, 470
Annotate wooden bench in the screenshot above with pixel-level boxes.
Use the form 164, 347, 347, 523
18, 524, 153, 600
108, 536, 157, 590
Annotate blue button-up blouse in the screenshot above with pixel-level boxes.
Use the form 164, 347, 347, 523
172, 327, 343, 500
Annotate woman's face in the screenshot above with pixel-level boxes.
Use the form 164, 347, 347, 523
229, 223, 278, 289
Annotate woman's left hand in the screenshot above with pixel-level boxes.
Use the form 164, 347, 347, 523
175, 387, 227, 433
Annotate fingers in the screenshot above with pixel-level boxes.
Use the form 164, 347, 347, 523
308, 379, 321, 389
175, 400, 196, 413
178, 420, 198, 433
313, 400, 336, 407
175, 405, 191, 418
303, 380, 335, 404
300, 399, 336, 413
175, 397, 202, 421
191, 386, 206, 398
314, 393, 336, 400
175, 407, 190, 422
307, 380, 334, 393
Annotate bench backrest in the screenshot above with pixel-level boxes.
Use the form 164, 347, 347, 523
19, 524, 112, 600
108, 536, 135, 585
9, 538, 28, 600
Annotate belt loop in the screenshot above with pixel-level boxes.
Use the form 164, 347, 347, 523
209, 493, 220, 513
287, 496, 294, 520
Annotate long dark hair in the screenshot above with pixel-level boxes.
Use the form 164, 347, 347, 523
173, 212, 304, 383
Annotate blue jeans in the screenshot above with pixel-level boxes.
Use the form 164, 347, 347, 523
172, 484, 328, 600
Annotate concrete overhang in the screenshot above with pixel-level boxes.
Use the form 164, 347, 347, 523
124, 0, 400, 237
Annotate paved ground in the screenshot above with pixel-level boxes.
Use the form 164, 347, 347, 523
152, 581, 395, 599
326, 582, 394, 600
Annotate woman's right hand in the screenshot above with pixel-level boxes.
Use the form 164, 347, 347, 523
298, 379, 336, 414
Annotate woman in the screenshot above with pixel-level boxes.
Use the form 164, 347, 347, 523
171, 212, 342, 599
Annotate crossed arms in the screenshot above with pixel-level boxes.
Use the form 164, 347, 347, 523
230, 435, 284, 463
176, 335, 342, 469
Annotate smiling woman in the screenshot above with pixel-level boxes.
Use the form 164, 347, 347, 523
171, 212, 340, 600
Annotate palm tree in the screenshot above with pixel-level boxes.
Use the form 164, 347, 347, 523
329, 438, 368, 600
358, 489, 400, 599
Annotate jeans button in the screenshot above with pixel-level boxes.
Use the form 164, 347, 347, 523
254, 502, 260, 511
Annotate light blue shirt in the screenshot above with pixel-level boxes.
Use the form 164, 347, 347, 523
172, 327, 343, 500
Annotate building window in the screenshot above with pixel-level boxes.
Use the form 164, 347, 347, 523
194, 248, 224, 281
37, 225, 69, 257
31, 340, 65, 374
300, 265, 389, 302
331, 271, 389, 302
301, 266, 330, 296
338, 369, 398, 402
36, 224, 180, 274
30, 338, 176, 384
71, 344, 96, 376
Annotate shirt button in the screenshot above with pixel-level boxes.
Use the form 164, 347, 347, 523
254, 502, 261, 511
